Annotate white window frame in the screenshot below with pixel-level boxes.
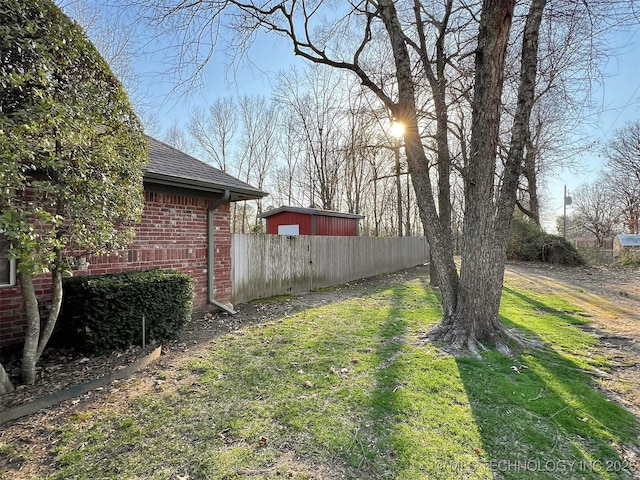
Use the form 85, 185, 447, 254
277, 224, 300, 236
0, 231, 16, 287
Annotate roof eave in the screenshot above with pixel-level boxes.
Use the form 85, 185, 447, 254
143, 171, 268, 201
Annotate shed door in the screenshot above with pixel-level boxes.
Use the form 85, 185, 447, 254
278, 224, 300, 236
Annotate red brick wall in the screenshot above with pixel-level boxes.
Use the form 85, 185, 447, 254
0, 190, 232, 347
0, 284, 25, 347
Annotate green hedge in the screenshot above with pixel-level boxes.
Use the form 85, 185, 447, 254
56, 269, 194, 354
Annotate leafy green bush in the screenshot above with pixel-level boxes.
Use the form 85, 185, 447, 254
507, 218, 583, 265
56, 269, 194, 354
1, 0, 147, 384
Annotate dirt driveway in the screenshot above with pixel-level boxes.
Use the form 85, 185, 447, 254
505, 263, 640, 419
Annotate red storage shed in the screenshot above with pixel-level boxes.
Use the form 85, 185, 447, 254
258, 207, 364, 236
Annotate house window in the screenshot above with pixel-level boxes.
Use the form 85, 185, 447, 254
0, 232, 16, 287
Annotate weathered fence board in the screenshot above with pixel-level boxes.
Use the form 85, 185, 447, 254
231, 234, 429, 304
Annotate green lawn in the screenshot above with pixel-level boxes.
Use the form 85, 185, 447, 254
11, 277, 640, 479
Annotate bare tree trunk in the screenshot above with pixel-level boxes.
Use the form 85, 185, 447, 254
524, 141, 541, 226
232, 202, 237, 233
241, 201, 247, 234
372, 164, 380, 237
429, 252, 438, 287
430, 0, 517, 354
0, 363, 14, 393
20, 271, 40, 385
379, 0, 460, 319
37, 267, 63, 359
395, 139, 403, 237
431, 0, 546, 355
405, 177, 411, 236
19, 264, 63, 384
517, 134, 541, 225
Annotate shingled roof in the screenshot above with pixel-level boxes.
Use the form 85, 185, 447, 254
143, 136, 267, 201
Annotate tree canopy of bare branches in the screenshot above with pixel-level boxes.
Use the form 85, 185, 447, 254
571, 181, 620, 245
604, 120, 640, 233
118, 0, 638, 355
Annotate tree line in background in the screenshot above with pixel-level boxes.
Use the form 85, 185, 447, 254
57, 0, 639, 355
560, 120, 640, 246
166, 67, 426, 237
60, 0, 604, 240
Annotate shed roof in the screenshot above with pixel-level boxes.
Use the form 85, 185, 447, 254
616, 234, 640, 247
258, 206, 365, 220
144, 136, 267, 201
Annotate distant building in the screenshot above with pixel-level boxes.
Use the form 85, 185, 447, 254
258, 207, 364, 236
613, 234, 640, 257
573, 236, 614, 250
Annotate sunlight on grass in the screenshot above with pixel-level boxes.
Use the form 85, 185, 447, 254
16, 279, 636, 480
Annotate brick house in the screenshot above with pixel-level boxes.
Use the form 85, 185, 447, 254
0, 136, 267, 347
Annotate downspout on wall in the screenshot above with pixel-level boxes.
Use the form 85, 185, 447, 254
208, 190, 236, 315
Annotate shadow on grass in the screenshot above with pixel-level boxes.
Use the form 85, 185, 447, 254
368, 284, 410, 475
455, 286, 638, 479
362, 279, 638, 479
281, 284, 417, 478
366, 282, 491, 479
34, 274, 638, 480
290, 282, 422, 478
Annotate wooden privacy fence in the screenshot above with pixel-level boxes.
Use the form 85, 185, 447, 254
231, 234, 429, 304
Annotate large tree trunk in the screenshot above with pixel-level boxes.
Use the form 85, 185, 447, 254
437, 242, 515, 355
434, 0, 517, 351
379, 0, 460, 318
430, 0, 546, 355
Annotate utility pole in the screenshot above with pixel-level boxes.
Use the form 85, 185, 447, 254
563, 185, 572, 237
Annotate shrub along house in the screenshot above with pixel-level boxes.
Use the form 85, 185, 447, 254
0, 136, 267, 347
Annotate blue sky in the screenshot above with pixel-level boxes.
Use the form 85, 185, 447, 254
83, 2, 639, 233
544, 27, 640, 231
132, 26, 302, 129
